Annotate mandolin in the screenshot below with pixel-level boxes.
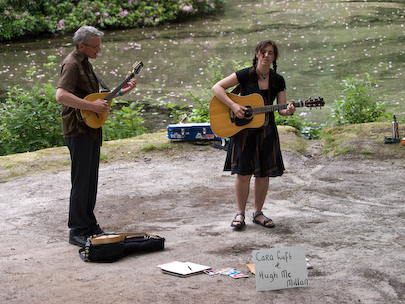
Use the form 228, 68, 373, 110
78, 61, 143, 129
90, 232, 160, 245
209, 93, 324, 138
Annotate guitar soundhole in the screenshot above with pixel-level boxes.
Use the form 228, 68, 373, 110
235, 105, 253, 126
244, 106, 253, 118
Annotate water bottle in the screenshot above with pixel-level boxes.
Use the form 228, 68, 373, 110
392, 115, 399, 139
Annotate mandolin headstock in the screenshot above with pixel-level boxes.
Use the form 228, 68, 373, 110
132, 61, 143, 74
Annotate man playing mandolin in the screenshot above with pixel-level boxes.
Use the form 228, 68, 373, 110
211, 39, 295, 230
56, 26, 137, 247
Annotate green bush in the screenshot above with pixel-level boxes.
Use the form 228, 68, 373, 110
329, 73, 387, 125
103, 100, 147, 141
0, 62, 64, 155
0, 56, 149, 156
0, 0, 224, 41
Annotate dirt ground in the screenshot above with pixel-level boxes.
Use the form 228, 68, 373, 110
1, 126, 405, 304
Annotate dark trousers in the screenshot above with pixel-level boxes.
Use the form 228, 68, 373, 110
65, 133, 100, 236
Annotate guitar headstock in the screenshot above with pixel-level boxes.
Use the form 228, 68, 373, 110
132, 61, 143, 74
304, 97, 324, 108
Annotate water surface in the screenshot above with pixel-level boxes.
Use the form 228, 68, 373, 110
1, 0, 404, 125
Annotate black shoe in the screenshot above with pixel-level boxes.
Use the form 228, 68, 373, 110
69, 234, 88, 247
91, 225, 105, 235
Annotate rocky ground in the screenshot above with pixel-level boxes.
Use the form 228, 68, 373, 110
0, 125, 404, 303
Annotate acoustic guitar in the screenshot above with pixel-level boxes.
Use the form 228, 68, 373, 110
78, 61, 143, 129
209, 93, 324, 138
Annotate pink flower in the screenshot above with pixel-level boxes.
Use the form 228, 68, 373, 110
182, 5, 193, 12
56, 19, 65, 31
119, 10, 129, 17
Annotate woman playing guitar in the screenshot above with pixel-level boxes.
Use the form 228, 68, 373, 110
211, 40, 295, 230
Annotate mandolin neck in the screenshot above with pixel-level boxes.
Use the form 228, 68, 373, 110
104, 73, 135, 102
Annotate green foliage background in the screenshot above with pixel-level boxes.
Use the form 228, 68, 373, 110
329, 73, 388, 126
0, 56, 63, 155
0, 0, 223, 41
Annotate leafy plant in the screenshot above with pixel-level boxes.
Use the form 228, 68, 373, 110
0, 56, 64, 156
329, 73, 387, 125
103, 100, 147, 141
0, 0, 225, 41
205, 55, 225, 88
186, 92, 210, 123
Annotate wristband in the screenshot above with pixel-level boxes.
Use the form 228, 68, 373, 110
118, 90, 123, 96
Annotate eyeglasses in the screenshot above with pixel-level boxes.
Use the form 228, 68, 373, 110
82, 43, 100, 50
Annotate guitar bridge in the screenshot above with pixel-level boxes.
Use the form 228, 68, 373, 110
229, 109, 235, 123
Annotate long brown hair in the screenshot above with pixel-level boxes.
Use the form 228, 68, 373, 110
250, 40, 279, 88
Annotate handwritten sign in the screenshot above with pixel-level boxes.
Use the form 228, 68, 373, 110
253, 246, 309, 291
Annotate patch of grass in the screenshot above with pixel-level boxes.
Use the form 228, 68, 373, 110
141, 143, 173, 152
320, 122, 405, 159
2, 123, 402, 182
0, 146, 70, 182
100, 153, 109, 162
334, 146, 356, 155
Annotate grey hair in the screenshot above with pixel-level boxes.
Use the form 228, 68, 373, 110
73, 26, 104, 48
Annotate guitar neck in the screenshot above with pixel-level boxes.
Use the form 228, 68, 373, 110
253, 101, 304, 115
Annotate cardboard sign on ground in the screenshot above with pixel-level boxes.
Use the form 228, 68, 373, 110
253, 247, 309, 291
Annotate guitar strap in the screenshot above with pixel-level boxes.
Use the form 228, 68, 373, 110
231, 84, 240, 94
93, 71, 111, 92
267, 69, 272, 105
265, 71, 271, 125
